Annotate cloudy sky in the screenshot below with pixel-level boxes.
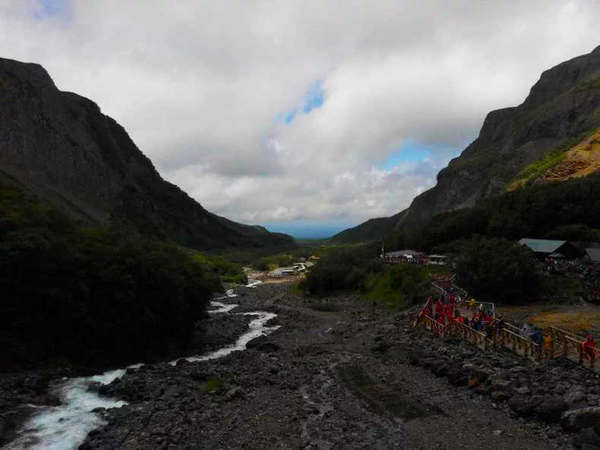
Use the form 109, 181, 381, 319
1, 1, 599, 237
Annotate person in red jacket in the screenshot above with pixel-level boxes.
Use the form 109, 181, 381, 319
425, 296, 433, 310
423, 306, 432, 318
447, 303, 455, 321
583, 334, 597, 367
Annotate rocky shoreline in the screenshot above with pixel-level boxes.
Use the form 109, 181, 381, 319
4, 282, 599, 448
0, 302, 253, 447
83, 283, 579, 448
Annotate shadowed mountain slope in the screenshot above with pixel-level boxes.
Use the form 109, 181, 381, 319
0, 58, 292, 249
333, 45, 600, 243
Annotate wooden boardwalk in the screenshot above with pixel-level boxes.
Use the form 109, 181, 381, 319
415, 283, 599, 373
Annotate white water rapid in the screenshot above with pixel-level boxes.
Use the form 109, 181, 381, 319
4, 286, 278, 450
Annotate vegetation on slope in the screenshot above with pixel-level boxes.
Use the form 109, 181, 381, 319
300, 245, 440, 309
454, 237, 544, 302
0, 183, 222, 371
387, 172, 600, 253
507, 130, 600, 191
507, 148, 569, 191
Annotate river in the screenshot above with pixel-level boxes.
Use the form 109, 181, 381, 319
4, 282, 278, 450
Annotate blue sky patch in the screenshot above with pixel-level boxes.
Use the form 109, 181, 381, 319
380, 139, 460, 170
33, 0, 70, 19
278, 81, 325, 124
264, 221, 349, 239
302, 82, 324, 113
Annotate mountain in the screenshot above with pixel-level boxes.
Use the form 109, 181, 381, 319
329, 211, 405, 244
332, 45, 600, 243
0, 58, 292, 249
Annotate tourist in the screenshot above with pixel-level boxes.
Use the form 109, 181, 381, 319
423, 305, 432, 318
582, 334, 597, 367
486, 324, 494, 341
496, 315, 505, 331
543, 332, 553, 359
531, 328, 543, 346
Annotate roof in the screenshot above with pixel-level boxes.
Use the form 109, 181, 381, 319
428, 254, 447, 259
586, 248, 600, 263
385, 250, 424, 257
518, 238, 567, 254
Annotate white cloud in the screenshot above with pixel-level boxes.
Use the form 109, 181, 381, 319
0, 0, 598, 227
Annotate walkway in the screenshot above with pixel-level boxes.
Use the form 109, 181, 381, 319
414, 281, 600, 373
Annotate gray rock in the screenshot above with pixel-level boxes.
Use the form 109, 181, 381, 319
508, 395, 540, 418
224, 387, 243, 402
562, 407, 600, 432
535, 397, 569, 423
514, 386, 531, 396
565, 387, 588, 407
490, 391, 510, 402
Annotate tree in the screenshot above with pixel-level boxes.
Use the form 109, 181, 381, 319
455, 237, 543, 302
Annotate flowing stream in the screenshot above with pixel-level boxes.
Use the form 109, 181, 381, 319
4, 282, 277, 450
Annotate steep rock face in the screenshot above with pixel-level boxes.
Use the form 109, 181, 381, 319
0, 58, 292, 249
333, 45, 600, 243
397, 45, 600, 231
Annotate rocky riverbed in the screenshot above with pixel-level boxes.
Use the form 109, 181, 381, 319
4, 282, 600, 448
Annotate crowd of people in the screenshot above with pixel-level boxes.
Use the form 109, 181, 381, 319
420, 295, 495, 332
417, 290, 598, 366
543, 257, 600, 301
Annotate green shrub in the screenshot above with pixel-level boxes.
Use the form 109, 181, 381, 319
364, 264, 430, 309
0, 183, 221, 370
455, 237, 543, 302
300, 246, 382, 295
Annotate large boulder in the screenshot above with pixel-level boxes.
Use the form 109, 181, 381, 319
535, 396, 569, 423
508, 395, 541, 417
447, 365, 468, 387
571, 428, 600, 449
431, 361, 449, 378
562, 407, 600, 432
564, 386, 588, 408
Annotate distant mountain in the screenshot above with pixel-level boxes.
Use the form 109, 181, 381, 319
329, 211, 405, 244
333, 45, 600, 244
0, 58, 292, 249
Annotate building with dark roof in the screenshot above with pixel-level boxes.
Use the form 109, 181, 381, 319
585, 248, 600, 263
518, 238, 581, 259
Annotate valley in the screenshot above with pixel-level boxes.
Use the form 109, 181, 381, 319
2, 8, 600, 449
3, 281, 573, 449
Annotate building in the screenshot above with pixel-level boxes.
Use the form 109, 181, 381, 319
585, 248, 600, 264
383, 250, 426, 264
518, 238, 581, 259
428, 254, 448, 265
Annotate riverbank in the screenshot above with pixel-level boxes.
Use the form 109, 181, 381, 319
78, 282, 574, 449
0, 299, 254, 448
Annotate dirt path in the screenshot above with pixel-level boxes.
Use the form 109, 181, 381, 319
80, 283, 569, 449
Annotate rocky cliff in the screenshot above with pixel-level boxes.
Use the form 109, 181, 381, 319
0, 58, 292, 249
333, 45, 600, 243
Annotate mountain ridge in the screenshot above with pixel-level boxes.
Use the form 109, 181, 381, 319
332, 44, 600, 243
0, 57, 292, 249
